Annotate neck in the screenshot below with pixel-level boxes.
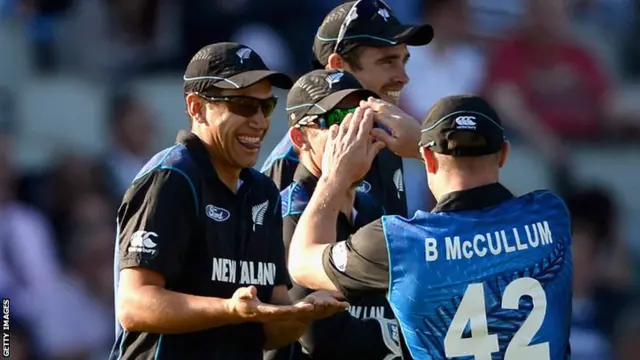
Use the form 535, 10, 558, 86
211, 157, 241, 193
432, 174, 498, 201
192, 128, 242, 193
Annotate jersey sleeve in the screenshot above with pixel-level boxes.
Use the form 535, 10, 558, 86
117, 169, 196, 283
321, 219, 390, 300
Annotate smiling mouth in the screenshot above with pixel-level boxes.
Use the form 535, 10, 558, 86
383, 90, 401, 100
237, 136, 262, 150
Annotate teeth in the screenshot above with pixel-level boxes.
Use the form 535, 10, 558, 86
237, 136, 261, 144
385, 91, 400, 98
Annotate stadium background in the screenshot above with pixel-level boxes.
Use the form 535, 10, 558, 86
0, 0, 638, 359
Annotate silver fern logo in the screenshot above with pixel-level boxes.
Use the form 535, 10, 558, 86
236, 48, 252, 64
326, 72, 344, 88
377, 8, 390, 21
393, 169, 404, 198
251, 200, 269, 231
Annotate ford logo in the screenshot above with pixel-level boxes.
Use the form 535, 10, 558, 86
205, 205, 231, 222
356, 181, 372, 193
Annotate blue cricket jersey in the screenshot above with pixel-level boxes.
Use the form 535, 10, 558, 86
383, 190, 572, 360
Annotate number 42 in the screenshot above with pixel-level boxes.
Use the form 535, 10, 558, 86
444, 277, 550, 360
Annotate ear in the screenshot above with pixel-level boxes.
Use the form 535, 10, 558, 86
420, 147, 438, 174
327, 53, 343, 70
185, 93, 205, 124
289, 127, 308, 150
498, 141, 510, 168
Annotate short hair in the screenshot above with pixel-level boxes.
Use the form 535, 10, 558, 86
340, 46, 365, 71
445, 131, 488, 150
184, 84, 223, 125
436, 132, 499, 172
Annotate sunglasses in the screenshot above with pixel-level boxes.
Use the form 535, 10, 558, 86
195, 92, 278, 118
334, 0, 393, 54
296, 107, 357, 129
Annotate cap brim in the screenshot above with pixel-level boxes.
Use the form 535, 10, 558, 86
214, 70, 294, 89
307, 88, 379, 115
386, 23, 434, 46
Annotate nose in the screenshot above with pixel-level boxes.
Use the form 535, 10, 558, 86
248, 112, 269, 131
393, 66, 409, 85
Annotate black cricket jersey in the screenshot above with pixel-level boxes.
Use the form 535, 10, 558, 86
111, 132, 290, 360
260, 136, 408, 217
269, 166, 397, 360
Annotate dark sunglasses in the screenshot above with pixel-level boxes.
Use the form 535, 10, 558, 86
296, 107, 356, 129
195, 92, 278, 118
334, 0, 393, 53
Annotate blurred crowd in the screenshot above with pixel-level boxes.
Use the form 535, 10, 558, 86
0, 0, 639, 359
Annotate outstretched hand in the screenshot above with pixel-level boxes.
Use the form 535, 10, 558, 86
299, 290, 350, 320
227, 286, 315, 323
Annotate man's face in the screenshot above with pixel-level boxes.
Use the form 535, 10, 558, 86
202, 80, 273, 169
341, 44, 410, 104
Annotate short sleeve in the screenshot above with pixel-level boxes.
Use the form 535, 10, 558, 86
321, 219, 390, 300
117, 169, 196, 283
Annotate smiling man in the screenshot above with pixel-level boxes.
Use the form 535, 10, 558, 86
110, 42, 349, 360
261, 0, 434, 219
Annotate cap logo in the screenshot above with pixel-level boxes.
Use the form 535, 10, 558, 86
377, 8, 390, 21
326, 72, 344, 88
236, 48, 252, 64
455, 116, 477, 129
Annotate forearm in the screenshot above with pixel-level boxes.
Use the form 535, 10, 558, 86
293, 176, 346, 248
289, 176, 346, 279
263, 319, 310, 350
118, 285, 240, 333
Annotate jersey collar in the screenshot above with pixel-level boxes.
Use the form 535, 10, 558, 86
431, 183, 513, 213
176, 131, 255, 185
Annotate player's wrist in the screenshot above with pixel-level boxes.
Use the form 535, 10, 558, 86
317, 174, 351, 194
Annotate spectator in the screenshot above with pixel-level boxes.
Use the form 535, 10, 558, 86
401, 0, 485, 119
613, 306, 640, 360
483, 0, 626, 166
38, 153, 108, 258
101, 92, 156, 202
0, 132, 68, 358
567, 187, 635, 360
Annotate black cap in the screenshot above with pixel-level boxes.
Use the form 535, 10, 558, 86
313, 0, 434, 66
286, 69, 378, 127
420, 95, 505, 156
184, 42, 293, 90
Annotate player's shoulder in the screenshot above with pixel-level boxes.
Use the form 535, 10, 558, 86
280, 181, 310, 217
519, 189, 569, 213
132, 143, 200, 186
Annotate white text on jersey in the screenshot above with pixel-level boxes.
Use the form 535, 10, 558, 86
211, 257, 276, 286
424, 221, 553, 262
349, 305, 385, 319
